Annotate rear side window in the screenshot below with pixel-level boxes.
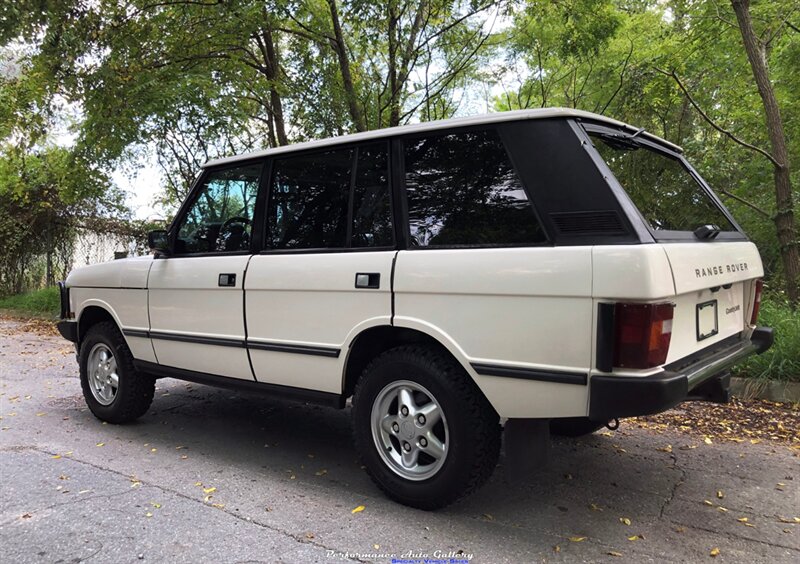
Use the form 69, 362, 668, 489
590, 133, 735, 233
403, 128, 545, 247
266, 143, 393, 249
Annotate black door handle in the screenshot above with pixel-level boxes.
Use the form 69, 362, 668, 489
355, 273, 380, 289
218, 273, 236, 287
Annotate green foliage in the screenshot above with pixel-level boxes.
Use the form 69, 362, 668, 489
735, 293, 800, 384
0, 286, 60, 317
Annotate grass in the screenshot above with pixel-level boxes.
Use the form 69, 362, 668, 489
734, 295, 800, 384
0, 286, 60, 318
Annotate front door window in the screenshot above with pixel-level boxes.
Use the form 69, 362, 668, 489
174, 164, 262, 254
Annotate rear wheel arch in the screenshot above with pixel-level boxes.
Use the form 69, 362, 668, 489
342, 326, 469, 400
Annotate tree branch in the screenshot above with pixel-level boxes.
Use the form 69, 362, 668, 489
656, 68, 781, 167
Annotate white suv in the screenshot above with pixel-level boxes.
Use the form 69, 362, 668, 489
57, 108, 773, 509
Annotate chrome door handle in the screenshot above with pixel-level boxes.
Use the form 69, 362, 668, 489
218, 273, 236, 287
355, 273, 380, 289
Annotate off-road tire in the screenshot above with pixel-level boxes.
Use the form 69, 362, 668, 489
79, 321, 155, 423
352, 345, 501, 510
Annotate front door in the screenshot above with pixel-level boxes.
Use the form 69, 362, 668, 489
148, 162, 263, 380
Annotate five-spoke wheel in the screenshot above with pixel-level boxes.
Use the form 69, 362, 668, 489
86, 343, 119, 406
371, 380, 448, 481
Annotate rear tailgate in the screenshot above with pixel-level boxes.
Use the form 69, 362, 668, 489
661, 242, 763, 364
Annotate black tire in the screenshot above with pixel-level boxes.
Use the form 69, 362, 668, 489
549, 417, 605, 438
352, 345, 501, 510
79, 321, 155, 424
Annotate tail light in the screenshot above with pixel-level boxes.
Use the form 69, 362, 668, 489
750, 279, 763, 325
613, 302, 674, 369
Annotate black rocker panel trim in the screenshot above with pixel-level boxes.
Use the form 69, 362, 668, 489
133, 360, 345, 409
123, 329, 341, 358
148, 331, 246, 348
247, 341, 341, 358
471, 363, 587, 385
122, 328, 150, 339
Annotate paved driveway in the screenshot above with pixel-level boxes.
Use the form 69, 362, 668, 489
1, 318, 798, 563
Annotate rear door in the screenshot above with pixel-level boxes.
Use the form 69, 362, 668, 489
148, 162, 263, 380
245, 142, 396, 393
586, 126, 762, 363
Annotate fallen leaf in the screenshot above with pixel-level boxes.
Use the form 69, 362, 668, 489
305, 532, 315, 539
717, 507, 728, 513
51, 455, 61, 459
483, 513, 494, 521
180, 455, 188, 460
704, 437, 713, 445
145, 512, 153, 518
568, 536, 586, 542
553, 545, 561, 553
744, 522, 755, 528
710, 547, 720, 557
608, 551, 623, 557
619, 517, 631, 526
150, 448, 157, 453
96, 442, 104, 447
737, 517, 748, 523
703, 500, 714, 507
194, 482, 202, 487
203, 494, 213, 503
36, 412, 45, 417
211, 503, 225, 509
21, 513, 32, 519
151, 503, 161, 509
202, 487, 216, 494
351, 505, 365, 514
716, 490, 724, 499
657, 445, 673, 453
315, 469, 327, 476
627, 535, 640, 542
589, 503, 603, 511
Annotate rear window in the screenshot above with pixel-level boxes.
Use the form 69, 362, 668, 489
590, 133, 735, 233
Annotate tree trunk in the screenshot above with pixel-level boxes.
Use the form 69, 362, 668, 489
259, 24, 288, 146
328, 0, 367, 132
731, 0, 799, 308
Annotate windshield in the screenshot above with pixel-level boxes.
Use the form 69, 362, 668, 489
590, 133, 735, 233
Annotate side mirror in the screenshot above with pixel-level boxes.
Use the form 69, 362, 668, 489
148, 230, 170, 257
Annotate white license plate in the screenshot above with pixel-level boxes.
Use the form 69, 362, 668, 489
696, 300, 718, 341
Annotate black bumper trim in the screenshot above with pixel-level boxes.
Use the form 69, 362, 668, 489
751, 326, 774, 354
57, 320, 78, 343
589, 327, 773, 421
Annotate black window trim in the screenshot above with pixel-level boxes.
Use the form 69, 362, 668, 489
578, 121, 747, 243
260, 139, 397, 254
397, 123, 552, 251
167, 158, 267, 258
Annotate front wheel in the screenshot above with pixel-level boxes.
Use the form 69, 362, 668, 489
79, 321, 155, 423
352, 345, 500, 510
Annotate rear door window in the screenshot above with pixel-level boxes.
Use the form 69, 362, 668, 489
403, 128, 546, 247
266, 143, 393, 250
589, 133, 735, 233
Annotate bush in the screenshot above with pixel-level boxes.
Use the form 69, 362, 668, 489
734, 295, 800, 383
0, 286, 60, 318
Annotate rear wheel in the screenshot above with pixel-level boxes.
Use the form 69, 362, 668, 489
352, 345, 500, 510
549, 417, 605, 438
79, 321, 155, 423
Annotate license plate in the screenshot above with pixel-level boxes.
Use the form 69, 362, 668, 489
696, 300, 718, 341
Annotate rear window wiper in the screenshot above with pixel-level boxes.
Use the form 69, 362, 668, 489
694, 224, 721, 240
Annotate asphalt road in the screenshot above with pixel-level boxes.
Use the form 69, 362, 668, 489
1, 318, 798, 564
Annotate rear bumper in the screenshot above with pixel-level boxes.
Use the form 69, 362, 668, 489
589, 327, 774, 421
